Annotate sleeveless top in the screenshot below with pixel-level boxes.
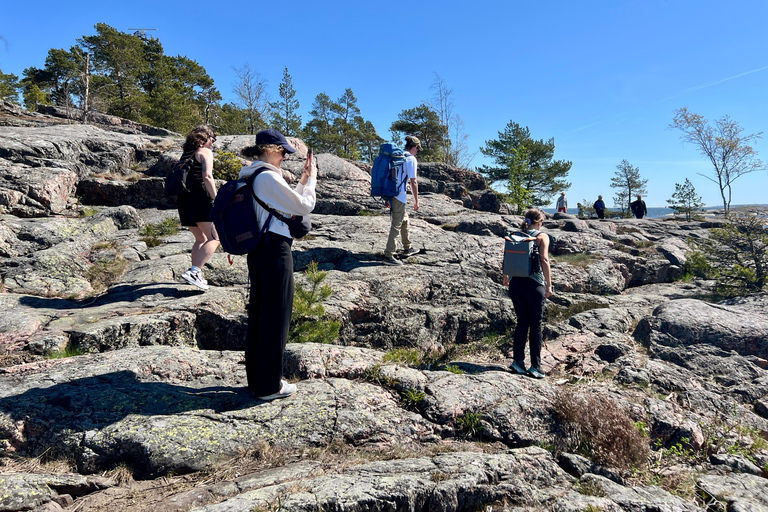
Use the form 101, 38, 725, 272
181, 150, 206, 193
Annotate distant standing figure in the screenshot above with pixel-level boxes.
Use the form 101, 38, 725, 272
631, 194, 647, 219
594, 195, 606, 219
506, 209, 553, 379
178, 124, 219, 291
382, 135, 421, 266
556, 192, 567, 213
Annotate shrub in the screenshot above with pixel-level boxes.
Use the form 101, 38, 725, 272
139, 218, 180, 247
553, 388, 649, 471
456, 410, 482, 438
687, 214, 768, 295
213, 151, 244, 181
444, 364, 465, 375
382, 348, 422, 367
45, 345, 85, 359
400, 389, 425, 410
86, 257, 129, 292
289, 261, 341, 344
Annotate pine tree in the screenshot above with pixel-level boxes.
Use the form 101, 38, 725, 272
270, 66, 301, 136
667, 178, 704, 221
610, 160, 647, 216
290, 262, 341, 344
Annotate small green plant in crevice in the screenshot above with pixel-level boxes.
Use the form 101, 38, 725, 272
400, 389, 425, 410
444, 364, 465, 375
139, 217, 180, 247
357, 209, 378, 216
289, 261, 341, 344
45, 345, 86, 359
551, 252, 600, 268
456, 409, 482, 438
80, 206, 99, 217
382, 347, 422, 367
213, 150, 244, 181
581, 505, 603, 512
91, 239, 119, 251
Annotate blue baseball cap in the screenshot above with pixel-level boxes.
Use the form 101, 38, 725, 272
256, 129, 296, 153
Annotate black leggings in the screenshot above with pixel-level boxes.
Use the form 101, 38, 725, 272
246, 233, 294, 396
509, 277, 546, 368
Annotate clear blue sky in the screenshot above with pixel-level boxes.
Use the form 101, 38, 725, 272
2, 0, 767, 208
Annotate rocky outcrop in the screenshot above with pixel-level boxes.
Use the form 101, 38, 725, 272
2, 119, 768, 511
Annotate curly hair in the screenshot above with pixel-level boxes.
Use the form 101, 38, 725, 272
520, 208, 545, 231
242, 143, 284, 159
182, 124, 215, 154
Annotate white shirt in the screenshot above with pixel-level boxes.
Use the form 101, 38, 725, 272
395, 152, 417, 204
238, 161, 316, 239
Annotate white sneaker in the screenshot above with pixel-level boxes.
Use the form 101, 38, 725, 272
182, 269, 209, 290
257, 380, 297, 401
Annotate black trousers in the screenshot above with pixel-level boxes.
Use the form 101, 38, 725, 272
509, 277, 546, 369
246, 233, 294, 396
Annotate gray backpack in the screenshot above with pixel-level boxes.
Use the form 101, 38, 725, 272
502, 230, 541, 278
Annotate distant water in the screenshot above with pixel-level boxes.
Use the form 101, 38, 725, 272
542, 204, 768, 219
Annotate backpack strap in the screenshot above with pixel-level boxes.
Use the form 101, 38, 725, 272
247, 168, 297, 226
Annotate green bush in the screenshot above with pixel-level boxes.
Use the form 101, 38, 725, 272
400, 389, 425, 410
456, 410, 482, 438
139, 218, 180, 247
289, 261, 341, 344
382, 348, 422, 367
213, 151, 244, 181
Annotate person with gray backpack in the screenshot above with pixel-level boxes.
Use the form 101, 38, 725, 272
503, 208, 553, 379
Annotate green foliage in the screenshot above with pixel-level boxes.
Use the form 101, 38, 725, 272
213, 151, 243, 181
456, 410, 482, 438
0, 69, 20, 104
289, 261, 341, 344
382, 348, 422, 367
478, 121, 572, 210
270, 67, 301, 136
444, 364, 465, 375
610, 160, 647, 216
400, 389, 425, 410
667, 178, 705, 221
687, 214, 768, 295
577, 199, 596, 218
44, 345, 86, 359
671, 107, 765, 213
553, 388, 650, 470
139, 218, 180, 247
80, 206, 99, 217
683, 250, 712, 279
390, 103, 449, 162
551, 252, 600, 268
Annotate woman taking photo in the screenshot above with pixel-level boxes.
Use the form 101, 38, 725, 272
239, 129, 317, 400
506, 208, 553, 379
177, 124, 219, 291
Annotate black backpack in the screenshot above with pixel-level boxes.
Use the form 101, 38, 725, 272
210, 169, 311, 255
163, 156, 196, 197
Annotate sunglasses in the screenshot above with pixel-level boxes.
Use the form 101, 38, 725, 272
210, 136, 217, 143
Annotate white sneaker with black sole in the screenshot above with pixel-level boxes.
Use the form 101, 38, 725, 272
182, 269, 209, 290
257, 380, 297, 401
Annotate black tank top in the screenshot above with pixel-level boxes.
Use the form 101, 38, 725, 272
181, 150, 206, 192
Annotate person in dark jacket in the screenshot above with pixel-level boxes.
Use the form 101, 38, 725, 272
593, 195, 606, 219
631, 194, 647, 219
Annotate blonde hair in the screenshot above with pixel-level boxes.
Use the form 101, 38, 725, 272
519, 208, 545, 231
255, 143, 284, 158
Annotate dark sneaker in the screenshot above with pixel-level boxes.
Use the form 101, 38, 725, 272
382, 256, 403, 266
257, 380, 297, 401
182, 269, 209, 290
400, 247, 420, 257
527, 366, 546, 379
509, 360, 527, 375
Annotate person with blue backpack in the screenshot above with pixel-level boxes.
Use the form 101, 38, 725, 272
382, 135, 421, 266
238, 129, 317, 401
505, 208, 553, 379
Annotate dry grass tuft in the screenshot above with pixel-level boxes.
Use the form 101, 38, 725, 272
553, 388, 649, 471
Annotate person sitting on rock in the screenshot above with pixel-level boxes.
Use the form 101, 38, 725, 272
177, 124, 219, 291
506, 208, 553, 379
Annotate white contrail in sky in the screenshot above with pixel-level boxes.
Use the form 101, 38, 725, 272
570, 65, 768, 133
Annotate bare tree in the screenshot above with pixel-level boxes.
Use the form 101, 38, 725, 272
233, 64, 269, 135
671, 107, 765, 214
430, 73, 473, 168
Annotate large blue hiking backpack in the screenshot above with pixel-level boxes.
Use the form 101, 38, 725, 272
370, 143, 408, 201
210, 169, 273, 255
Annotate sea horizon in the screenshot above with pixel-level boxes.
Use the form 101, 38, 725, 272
542, 204, 768, 219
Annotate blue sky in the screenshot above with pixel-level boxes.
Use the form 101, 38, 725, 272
2, 0, 767, 208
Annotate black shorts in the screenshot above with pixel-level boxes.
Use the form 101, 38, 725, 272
177, 189, 213, 226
